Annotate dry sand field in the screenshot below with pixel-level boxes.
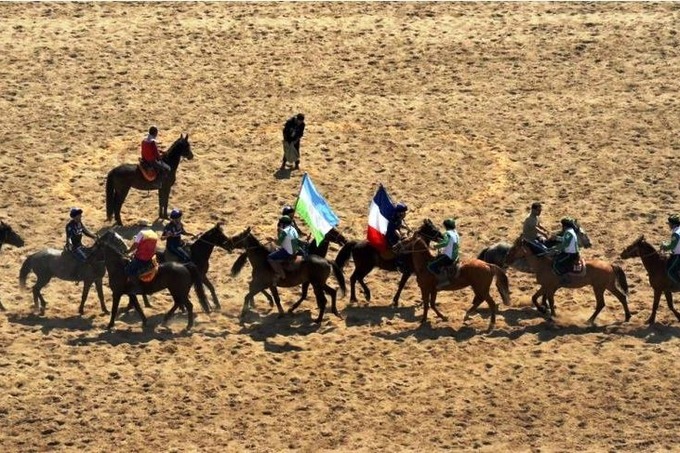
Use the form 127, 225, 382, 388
1, 2, 680, 451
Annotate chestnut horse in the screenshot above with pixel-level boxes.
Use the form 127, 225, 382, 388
395, 235, 510, 330
506, 238, 631, 324
620, 235, 680, 324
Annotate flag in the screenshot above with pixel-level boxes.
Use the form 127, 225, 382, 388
294, 173, 339, 245
366, 184, 396, 253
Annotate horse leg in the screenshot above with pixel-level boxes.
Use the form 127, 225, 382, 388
269, 286, 285, 317
608, 285, 631, 322
33, 276, 51, 315
349, 268, 367, 303
0, 300, 4, 311
419, 288, 430, 325
78, 279, 93, 315
392, 271, 412, 307
127, 295, 148, 328
464, 295, 484, 323
261, 289, 275, 307
587, 288, 606, 325
107, 293, 122, 329
312, 284, 328, 323
241, 281, 271, 318
142, 294, 153, 308
95, 279, 109, 315
163, 299, 181, 326
184, 298, 194, 330
288, 282, 308, 314
114, 186, 130, 226
203, 277, 220, 310
531, 288, 547, 313
647, 289, 662, 324
664, 290, 680, 322
485, 295, 497, 331
429, 291, 448, 322
325, 284, 342, 319
159, 188, 170, 220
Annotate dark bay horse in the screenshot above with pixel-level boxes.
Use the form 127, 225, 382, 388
224, 227, 346, 323
334, 219, 442, 306
98, 230, 209, 330
620, 235, 680, 324
477, 224, 593, 271
105, 134, 193, 225
506, 238, 631, 324
1, 221, 25, 311
19, 239, 111, 316
157, 223, 230, 310
396, 235, 510, 330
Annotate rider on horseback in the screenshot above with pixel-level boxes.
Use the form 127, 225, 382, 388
660, 214, 680, 285
388, 202, 411, 272
427, 218, 460, 287
141, 126, 171, 179
125, 222, 159, 292
267, 215, 300, 281
65, 208, 96, 262
523, 202, 550, 252
161, 208, 192, 263
550, 217, 580, 282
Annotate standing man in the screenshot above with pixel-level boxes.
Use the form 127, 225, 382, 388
281, 113, 305, 171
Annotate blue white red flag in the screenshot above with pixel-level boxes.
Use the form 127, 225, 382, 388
366, 184, 396, 253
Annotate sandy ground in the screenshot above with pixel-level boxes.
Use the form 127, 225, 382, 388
1, 2, 679, 451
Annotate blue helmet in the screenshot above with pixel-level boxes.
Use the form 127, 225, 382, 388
170, 208, 182, 219
70, 207, 83, 219
395, 202, 408, 213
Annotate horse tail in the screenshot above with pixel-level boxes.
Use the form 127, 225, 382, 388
19, 254, 34, 289
186, 262, 211, 314
477, 247, 488, 262
613, 264, 629, 295
105, 170, 115, 221
335, 241, 357, 269
490, 263, 511, 306
330, 260, 346, 298
231, 252, 249, 277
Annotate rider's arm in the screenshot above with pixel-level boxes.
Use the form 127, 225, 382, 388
276, 229, 286, 245
661, 233, 680, 251
553, 232, 572, 252
82, 224, 96, 239
434, 234, 450, 249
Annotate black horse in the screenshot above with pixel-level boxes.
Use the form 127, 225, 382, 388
157, 223, 230, 310
105, 134, 193, 225
20, 238, 111, 316
98, 230, 210, 330
224, 227, 346, 323
334, 219, 442, 306
229, 227, 348, 312
1, 221, 25, 311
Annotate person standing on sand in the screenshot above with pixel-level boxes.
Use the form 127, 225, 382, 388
280, 113, 305, 171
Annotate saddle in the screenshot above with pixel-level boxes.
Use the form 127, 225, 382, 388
138, 159, 158, 182
138, 256, 160, 283
282, 255, 304, 272
566, 258, 586, 277
163, 245, 192, 261
440, 263, 461, 281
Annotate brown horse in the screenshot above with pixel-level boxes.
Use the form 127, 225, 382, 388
620, 235, 680, 324
506, 237, 631, 324
395, 235, 510, 330
334, 219, 443, 306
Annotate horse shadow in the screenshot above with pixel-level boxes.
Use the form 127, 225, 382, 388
7, 312, 96, 334
237, 309, 329, 352
273, 167, 292, 180
343, 304, 419, 327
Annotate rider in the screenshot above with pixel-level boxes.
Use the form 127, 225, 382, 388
125, 222, 159, 292
65, 208, 97, 262
550, 217, 580, 282
660, 214, 680, 285
267, 215, 300, 281
387, 202, 410, 272
427, 218, 460, 286
281, 205, 303, 235
141, 126, 171, 178
161, 208, 192, 263
522, 202, 551, 252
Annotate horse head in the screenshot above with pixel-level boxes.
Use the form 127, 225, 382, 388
573, 222, 592, 248
97, 229, 129, 256
620, 234, 649, 260
325, 227, 348, 246
164, 133, 194, 165
506, 237, 530, 263
201, 222, 230, 250
416, 218, 444, 243
223, 227, 252, 252
0, 221, 24, 248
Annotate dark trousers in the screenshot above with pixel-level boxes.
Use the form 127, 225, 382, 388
553, 252, 579, 276
125, 258, 152, 277
428, 255, 454, 274
281, 140, 300, 168
666, 254, 680, 285
168, 242, 191, 263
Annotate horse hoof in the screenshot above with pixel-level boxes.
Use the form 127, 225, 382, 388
645, 318, 655, 325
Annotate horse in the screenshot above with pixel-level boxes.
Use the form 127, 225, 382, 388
620, 235, 680, 324
19, 238, 112, 316
506, 237, 631, 324
477, 223, 593, 271
223, 227, 346, 323
395, 235, 510, 330
97, 230, 210, 330
334, 219, 443, 306
231, 227, 348, 311
157, 223, 230, 310
105, 134, 193, 225
1, 221, 25, 311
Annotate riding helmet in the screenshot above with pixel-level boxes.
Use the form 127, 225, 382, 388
281, 205, 295, 216
395, 202, 408, 213
69, 207, 83, 218
443, 218, 456, 229
560, 217, 575, 227
279, 215, 292, 225
170, 209, 182, 219
668, 214, 680, 226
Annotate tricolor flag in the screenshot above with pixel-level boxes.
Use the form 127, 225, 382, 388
366, 184, 396, 253
294, 173, 339, 246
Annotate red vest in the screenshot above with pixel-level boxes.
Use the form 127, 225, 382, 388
135, 230, 158, 261
141, 138, 160, 162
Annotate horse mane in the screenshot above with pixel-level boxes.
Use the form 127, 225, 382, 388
163, 134, 189, 161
